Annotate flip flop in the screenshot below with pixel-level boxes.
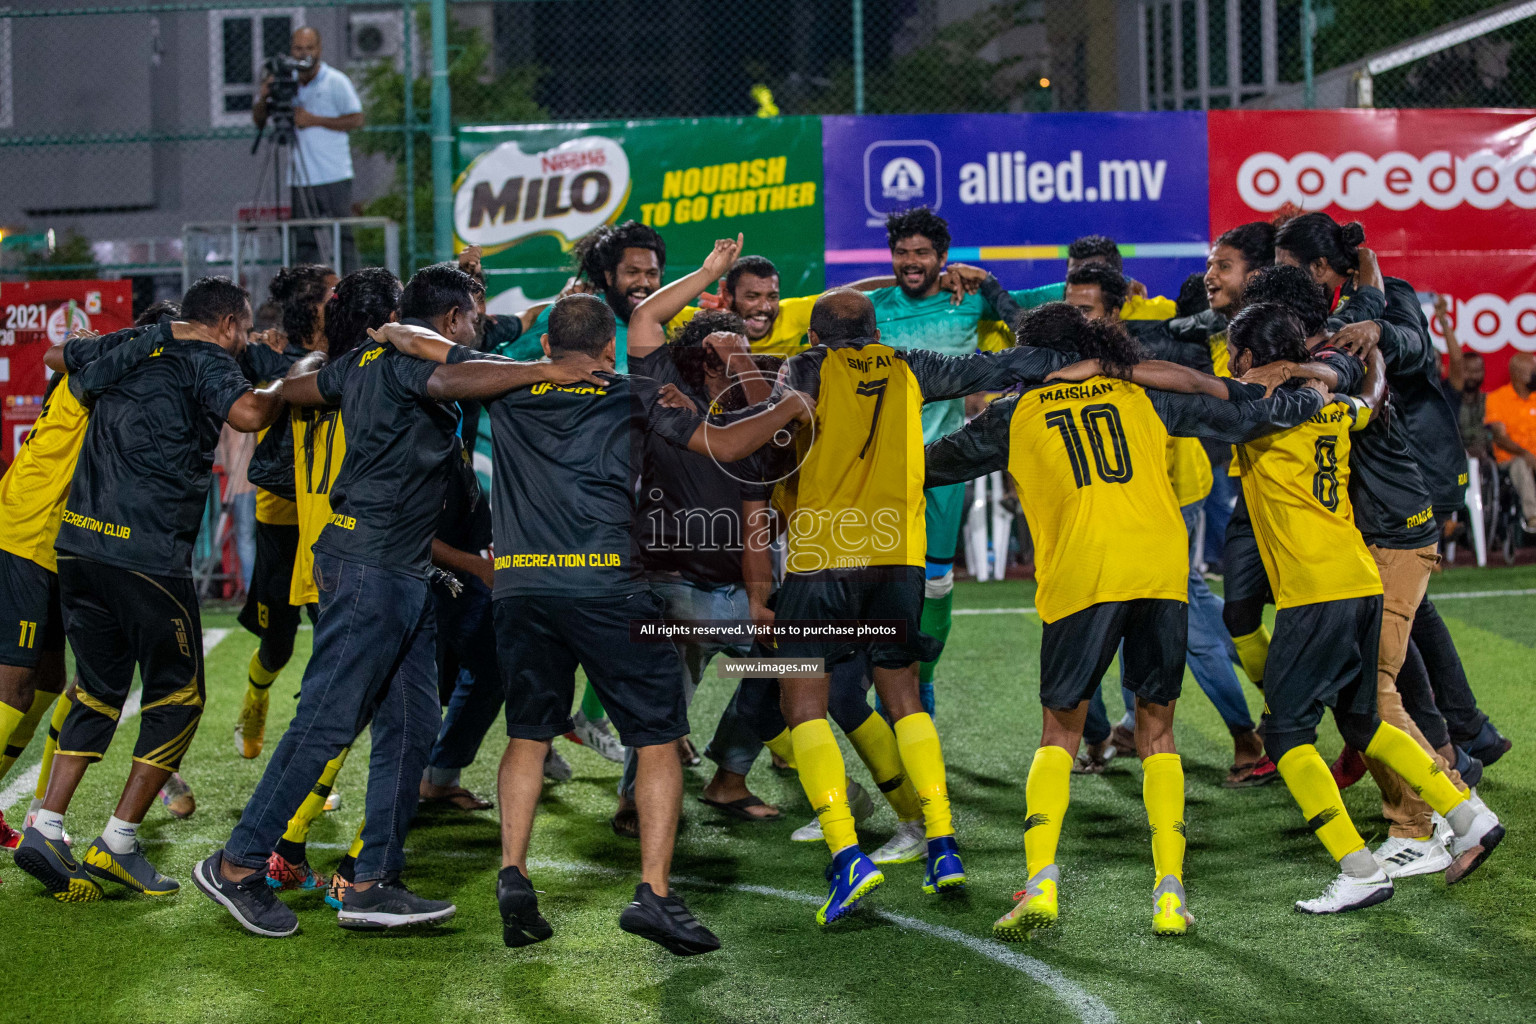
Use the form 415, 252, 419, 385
422, 787, 492, 811
697, 795, 781, 822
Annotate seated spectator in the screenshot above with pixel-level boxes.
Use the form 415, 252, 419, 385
1486, 352, 1536, 532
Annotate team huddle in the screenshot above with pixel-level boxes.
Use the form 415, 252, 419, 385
0, 201, 1513, 955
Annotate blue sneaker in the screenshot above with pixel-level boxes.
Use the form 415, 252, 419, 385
921, 835, 966, 894
817, 847, 884, 926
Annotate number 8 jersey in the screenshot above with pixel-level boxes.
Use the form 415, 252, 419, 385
1233, 388, 1382, 609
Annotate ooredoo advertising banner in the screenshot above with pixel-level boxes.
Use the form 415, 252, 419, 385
1208, 109, 1536, 386
454, 117, 825, 314
0, 279, 132, 463
820, 112, 1210, 297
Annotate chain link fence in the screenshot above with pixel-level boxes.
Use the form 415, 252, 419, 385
4, 1, 1536, 306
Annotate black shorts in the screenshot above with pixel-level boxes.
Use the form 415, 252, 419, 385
0, 549, 65, 668
56, 555, 205, 769
1221, 492, 1273, 606
493, 589, 687, 748
1039, 599, 1187, 711
238, 522, 302, 639
772, 566, 940, 670
1261, 595, 1383, 746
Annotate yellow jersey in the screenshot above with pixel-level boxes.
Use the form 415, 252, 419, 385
1001, 379, 1187, 623
289, 405, 346, 605
0, 377, 89, 573
1235, 398, 1382, 609
672, 294, 817, 359
1167, 435, 1213, 507
780, 339, 1068, 574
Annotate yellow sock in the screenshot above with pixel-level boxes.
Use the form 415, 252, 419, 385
248, 649, 281, 691
1232, 626, 1271, 686
1276, 745, 1366, 860
1364, 722, 1468, 816
347, 819, 366, 859
1142, 753, 1186, 884
790, 719, 858, 854
763, 728, 797, 770
1024, 745, 1073, 878
35, 693, 72, 801
846, 711, 923, 822
281, 747, 350, 844
0, 699, 26, 778
893, 712, 952, 838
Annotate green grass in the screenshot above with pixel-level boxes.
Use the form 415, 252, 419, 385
4, 567, 1535, 1023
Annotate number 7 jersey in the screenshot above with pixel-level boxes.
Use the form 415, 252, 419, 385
289, 405, 346, 605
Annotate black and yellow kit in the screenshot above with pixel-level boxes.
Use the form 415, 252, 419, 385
239, 344, 310, 661
289, 404, 346, 605
486, 371, 702, 746
312, 322, 476, 579
1331, 278, 1465, 514
1228, 379, 1387, 756
926, 375, 1325, 708
54, 325, 251, 769
0, 326, 159, 667
775, 338, 1069, 668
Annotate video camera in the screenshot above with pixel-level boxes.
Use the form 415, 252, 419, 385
261, 53, 315, 123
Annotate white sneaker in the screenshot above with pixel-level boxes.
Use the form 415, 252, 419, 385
566, 712, 626, 764
1446, 804, 1505, 885
323, 792, 342, 812
543, 745, 573, 782
24, 797, 71, 846
790, 781, 875, 842
1295, 867, 1394, 914
869, 819, 928, 864
1373, 834, 1452, 878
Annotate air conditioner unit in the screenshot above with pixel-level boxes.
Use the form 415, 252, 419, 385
348, 10, 404, 66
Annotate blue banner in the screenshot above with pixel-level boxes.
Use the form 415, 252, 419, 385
821, 112, 1211, 299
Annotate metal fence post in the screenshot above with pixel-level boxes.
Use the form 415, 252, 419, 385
429, 0, 453, 260
1303, 0, 1316, 108
852, 0, 865, 115
403, 0, 417, 273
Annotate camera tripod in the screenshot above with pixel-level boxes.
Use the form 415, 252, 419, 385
249, 112, 336, 272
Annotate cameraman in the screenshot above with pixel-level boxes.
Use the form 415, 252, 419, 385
253, 27, 364, 269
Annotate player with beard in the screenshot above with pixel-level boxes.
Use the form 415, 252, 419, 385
1277, 214, 1512, 771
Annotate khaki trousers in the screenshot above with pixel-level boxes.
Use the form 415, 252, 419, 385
1363, 544, 1466, 839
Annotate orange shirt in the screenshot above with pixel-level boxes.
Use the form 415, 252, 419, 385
1485, 383, 1536, 463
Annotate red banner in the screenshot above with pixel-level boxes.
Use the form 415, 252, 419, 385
0, 280, 132, 463
1208, 109, 1536, 388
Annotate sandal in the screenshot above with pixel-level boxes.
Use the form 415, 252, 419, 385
1223, 757, 1278, 788
697, 794, 780, 822
611, 807, 640, 839
422, 786, 492, 811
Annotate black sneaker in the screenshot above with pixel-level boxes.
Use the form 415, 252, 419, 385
14, 827, 103, 903
618, 883, 720, 956
337, 875, 455, 930
192, 850, 298, 938
498, 866, 554, 947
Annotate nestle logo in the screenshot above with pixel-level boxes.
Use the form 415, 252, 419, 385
541, 150, 606, 174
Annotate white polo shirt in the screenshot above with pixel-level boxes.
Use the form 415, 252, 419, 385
289, 61, 363, 187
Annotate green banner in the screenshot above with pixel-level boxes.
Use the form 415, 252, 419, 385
454, 116, 825, 314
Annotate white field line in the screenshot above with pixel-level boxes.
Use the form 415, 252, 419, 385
0, 628, 230, 813
952, 585, 1536, 618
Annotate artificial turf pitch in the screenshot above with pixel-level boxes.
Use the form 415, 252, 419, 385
4, 566, 1533, 1024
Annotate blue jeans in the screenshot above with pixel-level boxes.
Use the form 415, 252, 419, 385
230, 491, 256, 592
620, 576, 755, 797
224, 553, 441, 882
425, 575, 503, 786
1087, 503, 1255, 745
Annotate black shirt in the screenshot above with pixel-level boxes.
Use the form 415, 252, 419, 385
1333, 278, 1465, 514
311, 320, 479, 578
628, 346, 755, 586
486, 372, 703, 598
436, 438, 491, 554
57, 324, 252, 577
244, 344, 311, 502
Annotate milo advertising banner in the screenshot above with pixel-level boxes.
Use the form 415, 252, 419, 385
454, 117, 826, 316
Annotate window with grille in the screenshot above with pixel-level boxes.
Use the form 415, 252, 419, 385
209, 8, 304, 128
